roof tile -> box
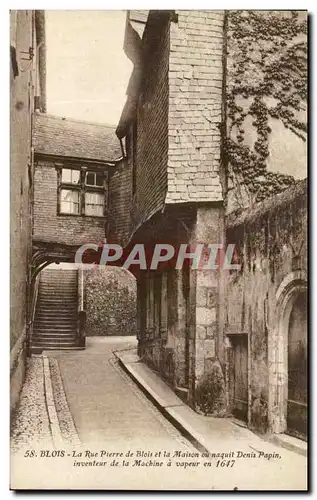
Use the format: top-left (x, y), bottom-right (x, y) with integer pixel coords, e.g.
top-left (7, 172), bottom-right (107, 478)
top-left (33, 113), bottom-right (122, 162)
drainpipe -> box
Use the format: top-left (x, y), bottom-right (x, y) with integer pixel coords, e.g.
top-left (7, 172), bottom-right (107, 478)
top-left (119, 138), bottom-right (126, 159)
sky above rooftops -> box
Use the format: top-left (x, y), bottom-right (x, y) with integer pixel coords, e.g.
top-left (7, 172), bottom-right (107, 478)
top-left (46, 10), bottom-right (132, 126)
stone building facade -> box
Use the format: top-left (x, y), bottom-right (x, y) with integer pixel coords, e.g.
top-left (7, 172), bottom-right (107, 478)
top-left (111, 10), bottom-right (307, 438)
top-left (10, 10), bottom-right (46, 413)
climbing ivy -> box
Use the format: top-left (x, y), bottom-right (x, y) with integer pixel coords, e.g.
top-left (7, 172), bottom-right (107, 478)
top-left (225, 10), bottom-right (307, 204)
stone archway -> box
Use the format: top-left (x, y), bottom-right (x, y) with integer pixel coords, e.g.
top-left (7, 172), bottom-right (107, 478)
top-left (287, 290), bottom-right (307, 437)
top-left (268, 271), bottom-right (307, 435)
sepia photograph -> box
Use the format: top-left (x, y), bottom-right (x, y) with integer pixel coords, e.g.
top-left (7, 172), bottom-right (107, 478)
top-left (10, 9), bottom-right (308, 491)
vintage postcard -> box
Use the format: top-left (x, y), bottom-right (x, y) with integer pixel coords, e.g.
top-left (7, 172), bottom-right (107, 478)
top-left (10, 9), bottom-right (308, 490)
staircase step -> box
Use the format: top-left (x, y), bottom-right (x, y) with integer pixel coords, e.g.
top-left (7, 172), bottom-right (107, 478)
top-left (33, 335), bottom-right (77, 341)
top-left (35, 315), bottom-right (76, 320)
top-left (31, 268), bottom-right (81, 352)
top-left (33, 338), bottom-right (77, 344)
top-left (34, 327), bottom-right (76, 333)
top-left (39, 294), bottom-right (77, 298)
top-left (39, 287), bottom-right (77, 291)
top-left (36, 312), bottom-right (77, 316)
top-left (38, 304), bottom-right (77, 307)
top-left (39, 286), bottom-right (77, 289)
top-left (31, 346), bottom-right (84, 354)
top-left (38, 298), bottom-right (77, 302)
top-left (36, 316), bottom-right (77, 321)
top-left (41, 272), bottom-right (77, 275)
top-left (32, 332), bottom-right (77, 338)
top-left (39, 295), bottom-right (77, 299)
top-left (34, 316), bottom-right (77, 327)
top-left (34, 328), bottom-right (77, 333)
top-left (34, 321), bottom-right (76, 327)
top-left (40, 279), bottom-right (77, 284)
top-left (32, 336), bottom-right (77, 343)
top-left (36, 314), bottom-right (77, 318)
top-left (40, 282), bottom-right (77, 286)
top-left (32, 342), bottom-right (78, 349)
top-left (36, 307), bottom-right (77, 311)
top-left (40, 281), bottom-right (77, 285)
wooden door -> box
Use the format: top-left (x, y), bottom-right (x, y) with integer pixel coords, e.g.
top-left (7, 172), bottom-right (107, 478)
top-left (229, 334), bottom-right (248, 422)
top-left (287, 291), bottom-right (307, 439)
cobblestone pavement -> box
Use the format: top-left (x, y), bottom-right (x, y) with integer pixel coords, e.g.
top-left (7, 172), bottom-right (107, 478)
top-left (10, 337), bottom-right (307, 490)
top-left (48, 337), bottom-right (193, 452)
top-left (11, 357), bottom-right (53, 454)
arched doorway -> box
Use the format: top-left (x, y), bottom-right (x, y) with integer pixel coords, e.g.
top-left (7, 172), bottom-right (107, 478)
top-left (287, 290), bottom-right (307, 438)
top-left (269, 271), bottom-right (307, 437)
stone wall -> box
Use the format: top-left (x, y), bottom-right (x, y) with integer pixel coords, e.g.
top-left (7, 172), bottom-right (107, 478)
top-left (194, 205), bottom-right (225, 392)
top-left (33, 160), bottom-right (106, 247)
top-left (223, 179), bottom-right (307, 432)
top-left (83, 267), bottom-right (137, 337)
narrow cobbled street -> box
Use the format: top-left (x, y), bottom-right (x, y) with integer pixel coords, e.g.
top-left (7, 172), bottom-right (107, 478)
top-left (11, 337), bottom-right (307, 490)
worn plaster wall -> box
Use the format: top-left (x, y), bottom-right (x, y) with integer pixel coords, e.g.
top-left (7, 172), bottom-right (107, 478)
top-left (11, 11), bottom-right (34, 349)
top-left (10, 11), bottom-right (36, 413)
top-left (224, 179), bottom-right (307, 432)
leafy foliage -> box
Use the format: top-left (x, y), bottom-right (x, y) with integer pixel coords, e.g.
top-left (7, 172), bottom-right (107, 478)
top-left (84, 267), bottom-right (137, 337)
top-left (226, 11), bottom-right (307, 203)
top-left (195, 362), bottom-right (226, 416)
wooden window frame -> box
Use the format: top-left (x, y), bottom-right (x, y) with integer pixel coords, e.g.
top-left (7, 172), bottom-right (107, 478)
top-left (56, 164), bottom-right (108, 218)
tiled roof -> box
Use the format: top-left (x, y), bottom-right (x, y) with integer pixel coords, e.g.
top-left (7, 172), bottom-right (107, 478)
top-left (129, 10), bottom-right (149, 24)
top-left (128, 10), bottom-right (149, 37)
top-left (33, 113), bottom-right (122, 162)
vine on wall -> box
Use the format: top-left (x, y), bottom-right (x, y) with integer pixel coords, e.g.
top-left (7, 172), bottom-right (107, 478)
top-left (226, 10), bottom-right (307, 205)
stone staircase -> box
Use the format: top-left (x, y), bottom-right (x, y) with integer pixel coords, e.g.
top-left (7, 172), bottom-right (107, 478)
top-left (31, 268), bottom-right (79, 352)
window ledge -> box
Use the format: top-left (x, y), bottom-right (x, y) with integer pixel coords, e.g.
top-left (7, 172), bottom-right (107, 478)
top-left (57, 211), bottom-right (106, 219)
top-left (57, 212), bottom-right (81, 217)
